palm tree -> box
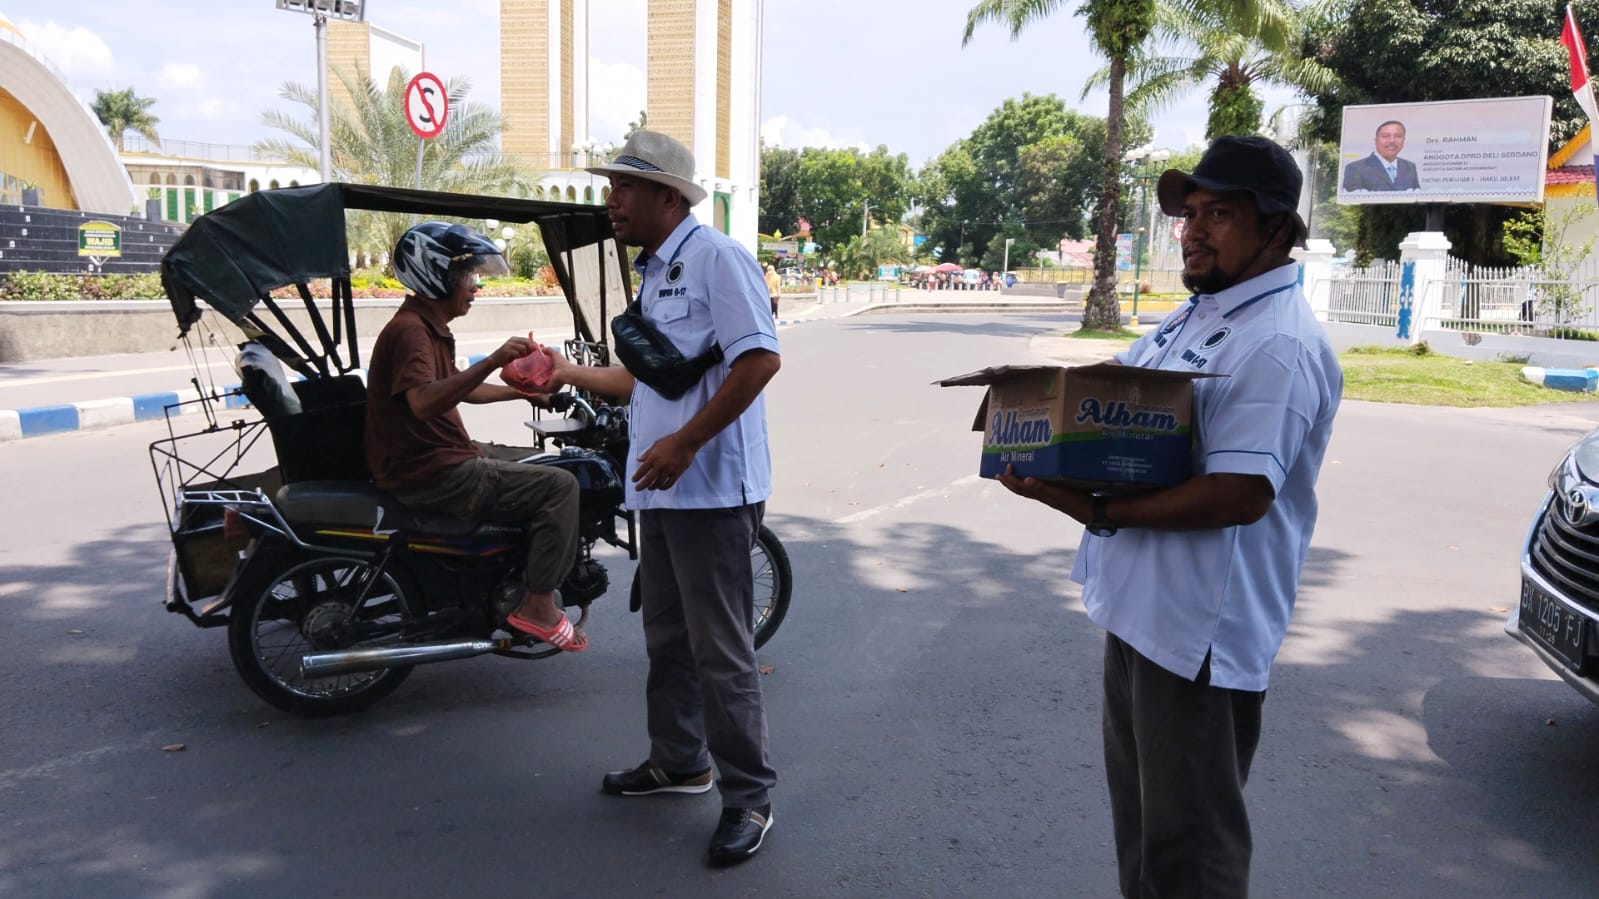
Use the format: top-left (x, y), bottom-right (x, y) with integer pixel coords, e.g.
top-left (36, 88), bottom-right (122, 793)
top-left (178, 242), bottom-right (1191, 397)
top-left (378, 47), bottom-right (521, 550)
top-left (1085, 0), bottom-right (1338, 141)
top-left (833, 227), bottom-right (912, 280)
top-left (257, 65), bottom-right (537, 260)
top-left (964, 0), bottom-right (1156, 330)
top-left (91, 87), bottom-right (161, 151)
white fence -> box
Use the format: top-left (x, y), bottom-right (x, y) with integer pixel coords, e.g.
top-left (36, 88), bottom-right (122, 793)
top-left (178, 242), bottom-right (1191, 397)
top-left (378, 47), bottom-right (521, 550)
top-left (1327, 259), bottom-right (1403, 329)
top-left (1329, 255), bottom-right (1599, 337)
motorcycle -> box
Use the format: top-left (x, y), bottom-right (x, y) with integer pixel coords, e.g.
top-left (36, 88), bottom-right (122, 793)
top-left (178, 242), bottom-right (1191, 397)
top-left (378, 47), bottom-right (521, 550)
top-left (149, 183), bottom-right (792, 716)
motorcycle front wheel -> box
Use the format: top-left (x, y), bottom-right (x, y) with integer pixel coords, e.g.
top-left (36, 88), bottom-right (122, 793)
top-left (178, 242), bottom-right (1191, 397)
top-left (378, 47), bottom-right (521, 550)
top-left (628, 524), bottom-right (792, 649)
top-left (227, 552), bottom-right (416, 716)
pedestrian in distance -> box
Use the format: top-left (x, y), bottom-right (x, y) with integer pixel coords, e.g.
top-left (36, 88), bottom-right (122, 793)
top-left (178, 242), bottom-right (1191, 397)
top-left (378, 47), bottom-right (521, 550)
top-left (540, 128), bottom-right (783, 865)
top-left (764, 262), bottom-right (782, 317)
top-left (998, 135), bottom-right (1343, 897)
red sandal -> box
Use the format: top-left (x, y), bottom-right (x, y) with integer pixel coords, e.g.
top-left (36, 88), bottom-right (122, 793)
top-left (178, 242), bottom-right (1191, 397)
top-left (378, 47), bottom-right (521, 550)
top-left (506, 610), bottom-right (588, 652)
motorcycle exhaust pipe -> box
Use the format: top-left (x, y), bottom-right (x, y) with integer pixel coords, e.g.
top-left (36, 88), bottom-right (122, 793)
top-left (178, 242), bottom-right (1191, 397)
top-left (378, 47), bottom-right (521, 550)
top-left (300, 638), bottom-right (511, 679)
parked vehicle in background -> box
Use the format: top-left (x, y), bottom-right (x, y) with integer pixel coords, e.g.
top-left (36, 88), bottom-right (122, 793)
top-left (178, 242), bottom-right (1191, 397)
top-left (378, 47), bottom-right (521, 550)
top-left (1507, 425), bottom-right (1599, 706)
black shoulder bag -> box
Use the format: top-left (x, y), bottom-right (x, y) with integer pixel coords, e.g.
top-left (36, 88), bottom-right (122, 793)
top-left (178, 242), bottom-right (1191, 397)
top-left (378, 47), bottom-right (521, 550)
top-left (610, 300), bottom-right (724, 400)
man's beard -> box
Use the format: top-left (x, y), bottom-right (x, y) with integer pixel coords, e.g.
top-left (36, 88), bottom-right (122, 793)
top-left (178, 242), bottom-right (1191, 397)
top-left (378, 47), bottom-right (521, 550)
top-left (1181, 263), bottom-right (1239, 296)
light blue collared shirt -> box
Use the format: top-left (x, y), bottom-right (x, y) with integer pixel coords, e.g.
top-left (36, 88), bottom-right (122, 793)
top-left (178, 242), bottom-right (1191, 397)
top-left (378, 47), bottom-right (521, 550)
top-left (1070, 263), bottom-right (1343, 691)
top-left (624, 215), bottom-right (781, 511)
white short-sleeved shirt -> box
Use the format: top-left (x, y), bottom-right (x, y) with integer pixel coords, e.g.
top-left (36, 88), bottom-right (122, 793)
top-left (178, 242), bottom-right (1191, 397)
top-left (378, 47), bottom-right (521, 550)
top-left (1069, 262), bottom-right (1342, 691)
top-left (624, 215), bottom-right (781, 511)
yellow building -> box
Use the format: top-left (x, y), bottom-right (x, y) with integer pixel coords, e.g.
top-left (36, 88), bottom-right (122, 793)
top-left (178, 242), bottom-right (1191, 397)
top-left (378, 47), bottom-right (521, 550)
top-left (501, 0), bottom-right (588, 171)
top-left (0, 13), bottom-right (135, 213)
top-left (645, 0), bottom-right (762, 245)
top-left (327, 20), bottom-right (425, 107)
top-left (496, 1), bottom-right (762, 245)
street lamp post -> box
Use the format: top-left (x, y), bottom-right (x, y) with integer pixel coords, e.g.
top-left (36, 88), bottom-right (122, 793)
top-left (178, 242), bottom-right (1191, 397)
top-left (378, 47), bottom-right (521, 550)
top-left (1002, 237), bottom-right (1014, 285)
top-left (862, 199), bottom-right (872, 239)
top-left (1122, 144), bottom-right (1169, 327)
top-left (275, 1), bottom-right (366, 183)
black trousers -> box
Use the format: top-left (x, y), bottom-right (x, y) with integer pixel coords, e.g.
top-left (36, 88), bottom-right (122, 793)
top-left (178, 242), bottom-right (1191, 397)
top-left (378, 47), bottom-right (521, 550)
top-left (1102, 633), bottom-right (1265, 899)
top-left (638, 504), bottom-right (776, 808)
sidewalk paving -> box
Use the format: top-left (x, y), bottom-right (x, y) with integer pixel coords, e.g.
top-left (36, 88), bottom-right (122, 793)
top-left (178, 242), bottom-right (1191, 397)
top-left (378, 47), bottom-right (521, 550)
top-left (0, 287), bottom-right (1076, 441)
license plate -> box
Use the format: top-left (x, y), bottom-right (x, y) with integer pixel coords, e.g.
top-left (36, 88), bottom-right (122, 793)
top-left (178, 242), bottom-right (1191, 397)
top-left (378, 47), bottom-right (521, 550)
top-left (1519, 579), bottom-right (1589, 672)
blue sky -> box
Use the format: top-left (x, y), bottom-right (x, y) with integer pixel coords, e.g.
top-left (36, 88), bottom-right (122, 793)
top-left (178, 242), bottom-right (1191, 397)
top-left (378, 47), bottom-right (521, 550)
top-left (7, 0), bottom-right (1293, 166)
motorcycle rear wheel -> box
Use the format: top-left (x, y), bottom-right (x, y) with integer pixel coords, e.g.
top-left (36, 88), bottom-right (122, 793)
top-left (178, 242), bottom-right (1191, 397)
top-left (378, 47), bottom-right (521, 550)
top-left (227, 552), bottom-right (416, 716)
top-left (628, 524), bottom-right (792, 649)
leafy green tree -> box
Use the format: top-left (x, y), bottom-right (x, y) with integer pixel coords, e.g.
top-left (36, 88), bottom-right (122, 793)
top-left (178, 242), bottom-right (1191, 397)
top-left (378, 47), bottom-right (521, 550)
top-left (758, 145), bottom-right (804, 236)
top-left (915, 94), bottom-right (1141, 269)
top-left (91, 87), bottom-right (161, 150)
top-left (1091, 0), bottom-right (1336, 140)
top-left (1503, 205), bottom-right (1597, 329)
top-left (831, 227), bottom-right (913, 279)
top-left (766, 145), bottom-right (913, 255)
top-left (966, 0), bottom-right (1158, 330)
top-left (1301, 0), bottom-right (1583, 263)
top-left (258, 66), bottom-right (535, 260)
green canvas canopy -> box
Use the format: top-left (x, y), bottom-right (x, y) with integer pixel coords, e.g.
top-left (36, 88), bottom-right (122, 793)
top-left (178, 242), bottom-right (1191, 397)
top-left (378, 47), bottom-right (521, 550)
top-left (161, 183), bottom-right (628, 372)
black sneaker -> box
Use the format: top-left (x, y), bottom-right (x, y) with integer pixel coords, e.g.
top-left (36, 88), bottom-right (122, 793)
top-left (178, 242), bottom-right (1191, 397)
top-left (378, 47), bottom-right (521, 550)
top-left (601, 760), bottom-right (714, 796)
top-left (707, 803), bottom-right (773, 864)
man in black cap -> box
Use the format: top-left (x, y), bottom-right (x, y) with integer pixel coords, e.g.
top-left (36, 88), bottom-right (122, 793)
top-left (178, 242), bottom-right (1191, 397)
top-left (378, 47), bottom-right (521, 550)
top-left (999, 135), bottom-right (1343, 896)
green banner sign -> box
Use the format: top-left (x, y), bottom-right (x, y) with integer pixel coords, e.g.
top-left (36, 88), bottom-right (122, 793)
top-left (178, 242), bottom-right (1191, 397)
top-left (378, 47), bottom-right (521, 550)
top-left (78, 221), bottom-right (122, 257)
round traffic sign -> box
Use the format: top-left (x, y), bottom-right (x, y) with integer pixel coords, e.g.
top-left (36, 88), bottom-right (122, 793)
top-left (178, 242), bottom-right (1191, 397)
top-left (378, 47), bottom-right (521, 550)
top-left (405, 72), bottom-right (449, 140)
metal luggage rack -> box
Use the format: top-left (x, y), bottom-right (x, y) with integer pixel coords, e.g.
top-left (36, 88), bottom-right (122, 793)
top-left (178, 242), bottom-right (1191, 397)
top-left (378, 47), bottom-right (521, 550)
top-left (148, 395), bottom-right (290, 621)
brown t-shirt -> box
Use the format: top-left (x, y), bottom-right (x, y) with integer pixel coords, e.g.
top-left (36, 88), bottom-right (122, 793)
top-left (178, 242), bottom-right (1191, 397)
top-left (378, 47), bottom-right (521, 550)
top-left (365, 300), bottom-right (481, 491)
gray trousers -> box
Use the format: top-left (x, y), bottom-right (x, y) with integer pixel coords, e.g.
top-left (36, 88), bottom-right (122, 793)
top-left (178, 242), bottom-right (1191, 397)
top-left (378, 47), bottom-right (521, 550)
top-left (1103, 633), bottom-right (1264, 899)
top-left (391, 442), bottom-right (579, 594)
top-left (638, 503), bottom-right (776, 809)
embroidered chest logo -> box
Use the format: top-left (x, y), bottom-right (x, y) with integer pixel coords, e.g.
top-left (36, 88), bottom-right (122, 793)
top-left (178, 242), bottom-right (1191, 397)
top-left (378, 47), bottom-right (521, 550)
top-left (1180, 326), bottom-right (1231, 369)
top-left (658, 260), bottom-right (689, 298)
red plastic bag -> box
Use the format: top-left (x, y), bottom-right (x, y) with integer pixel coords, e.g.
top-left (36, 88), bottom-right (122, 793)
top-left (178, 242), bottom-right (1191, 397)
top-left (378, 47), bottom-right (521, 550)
top-left (500, 333), bottom-right (554, 394)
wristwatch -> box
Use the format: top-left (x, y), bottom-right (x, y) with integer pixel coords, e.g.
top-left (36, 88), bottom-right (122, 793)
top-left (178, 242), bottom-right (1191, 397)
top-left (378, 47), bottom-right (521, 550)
top-left (1088, 495), bottom-right (1118, 537)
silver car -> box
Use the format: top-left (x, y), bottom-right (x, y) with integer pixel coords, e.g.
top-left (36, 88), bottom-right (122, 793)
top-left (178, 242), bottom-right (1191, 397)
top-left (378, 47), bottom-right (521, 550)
top-left (1508, 428), bottom-right (1599, 705)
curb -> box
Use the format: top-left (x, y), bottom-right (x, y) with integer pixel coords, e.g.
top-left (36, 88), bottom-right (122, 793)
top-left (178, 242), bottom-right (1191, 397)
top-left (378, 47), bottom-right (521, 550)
top-left (0, 386), bottom-right (252, 441)
top-left (1521, 366), bottom-right (1599, 392)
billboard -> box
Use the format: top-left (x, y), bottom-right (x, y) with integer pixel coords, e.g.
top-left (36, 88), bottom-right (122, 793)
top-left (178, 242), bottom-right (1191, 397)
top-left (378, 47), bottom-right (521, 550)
top-left (1336, 96), bottom-right (1553, 205)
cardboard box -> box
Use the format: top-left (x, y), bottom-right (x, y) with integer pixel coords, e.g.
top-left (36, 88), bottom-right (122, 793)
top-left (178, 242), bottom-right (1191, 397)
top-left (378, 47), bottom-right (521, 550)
top-left (936, 363), bottom-right (1219, 492)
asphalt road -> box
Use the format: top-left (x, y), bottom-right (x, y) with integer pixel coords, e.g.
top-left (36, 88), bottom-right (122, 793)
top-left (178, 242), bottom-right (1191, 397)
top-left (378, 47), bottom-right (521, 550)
top-left (3, 311), bottom-right (1598, 897)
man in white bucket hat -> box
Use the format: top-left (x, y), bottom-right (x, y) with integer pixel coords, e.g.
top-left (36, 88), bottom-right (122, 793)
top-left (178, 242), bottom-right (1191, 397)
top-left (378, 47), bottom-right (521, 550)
top-left (544, 129), bottom-right (781, 865)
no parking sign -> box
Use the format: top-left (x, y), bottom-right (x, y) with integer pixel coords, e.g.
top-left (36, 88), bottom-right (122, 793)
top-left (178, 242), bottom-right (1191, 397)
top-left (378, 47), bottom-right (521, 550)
top-left (404, 72), bottom-right (448, 140)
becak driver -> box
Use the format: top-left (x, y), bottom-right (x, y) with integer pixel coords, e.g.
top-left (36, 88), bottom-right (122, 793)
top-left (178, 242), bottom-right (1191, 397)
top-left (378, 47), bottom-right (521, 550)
top-left (364, 222), bottom-right (588, 652)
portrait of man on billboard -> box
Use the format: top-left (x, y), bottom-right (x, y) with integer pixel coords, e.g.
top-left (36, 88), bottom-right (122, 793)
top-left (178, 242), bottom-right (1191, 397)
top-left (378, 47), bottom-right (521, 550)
top-left (1341, 120), bottom-right (1421, 192)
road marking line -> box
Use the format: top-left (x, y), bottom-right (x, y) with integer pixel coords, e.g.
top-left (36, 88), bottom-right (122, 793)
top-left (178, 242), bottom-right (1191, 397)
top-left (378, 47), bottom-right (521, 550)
top-left (838, 474), bottom-right (985, 524)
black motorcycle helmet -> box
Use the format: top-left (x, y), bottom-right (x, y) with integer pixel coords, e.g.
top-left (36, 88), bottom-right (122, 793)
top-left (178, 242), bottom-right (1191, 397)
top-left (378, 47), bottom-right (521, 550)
top-left (392, 222), bottom-right (509, 300)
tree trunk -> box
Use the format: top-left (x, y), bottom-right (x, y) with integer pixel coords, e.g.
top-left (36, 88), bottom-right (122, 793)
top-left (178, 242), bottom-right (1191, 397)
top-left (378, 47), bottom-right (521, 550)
top-left (1083, 55), bottom-right (1127, 332)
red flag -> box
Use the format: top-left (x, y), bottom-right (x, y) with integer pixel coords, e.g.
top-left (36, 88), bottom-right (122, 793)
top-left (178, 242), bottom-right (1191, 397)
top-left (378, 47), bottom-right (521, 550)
top-left (1563, 5), bottom-right (1598, 120)
top-left (1560, 5), bottom-right (1599, 201)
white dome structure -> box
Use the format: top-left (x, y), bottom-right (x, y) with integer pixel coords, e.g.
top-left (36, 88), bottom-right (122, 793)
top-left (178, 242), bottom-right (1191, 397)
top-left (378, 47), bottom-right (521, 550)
top-left (0, 18), bottom-right (136, 213)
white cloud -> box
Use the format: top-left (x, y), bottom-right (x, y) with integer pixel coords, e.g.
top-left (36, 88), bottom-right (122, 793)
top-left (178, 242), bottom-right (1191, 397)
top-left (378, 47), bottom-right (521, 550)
top-left (760, 115), bottom-right (866, 152)
top-left (15, 19), bottom-right (112, 79)
top-left (195, 98), bottom-right (242, 120)
top-left (158, 62), bottom-right (203, 90)
top-left (587, 59), bottom-right (646, 144)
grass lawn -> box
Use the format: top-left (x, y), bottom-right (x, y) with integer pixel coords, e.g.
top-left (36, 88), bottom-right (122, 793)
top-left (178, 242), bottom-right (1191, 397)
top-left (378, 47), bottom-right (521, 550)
top-left (1340, 346), bottom-right (1586, 407)
top-left (1063, 332), bottom-right (1593, 407)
